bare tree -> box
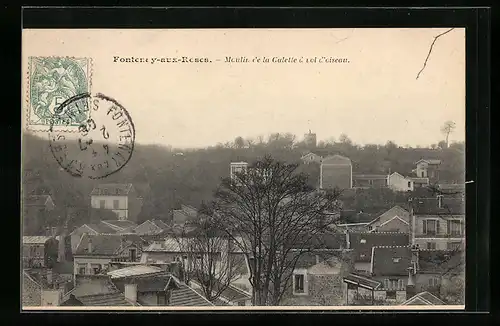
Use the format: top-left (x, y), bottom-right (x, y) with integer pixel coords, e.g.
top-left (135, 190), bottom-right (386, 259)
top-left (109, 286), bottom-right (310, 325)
top-left (440, 121), bottom-right (456, 148)
top-left (203, 155), bottom-right (343, 305)
top-left (172, 220), bottom-right (246, 303)
top-left (339, 133), bottom-right (352, 145)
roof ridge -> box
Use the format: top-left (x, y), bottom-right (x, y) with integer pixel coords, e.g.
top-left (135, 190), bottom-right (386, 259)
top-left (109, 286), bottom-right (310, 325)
top-left (372, 245), bottom-right (411, 249)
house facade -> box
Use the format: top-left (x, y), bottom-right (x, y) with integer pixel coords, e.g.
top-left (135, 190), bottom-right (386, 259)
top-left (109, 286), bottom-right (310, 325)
top-left (320, 155), bottom-right (352, 190)
top-left (387, 172), bottom-right (414, 192)
top-left (90, 184), bottom-right (142, 221)
top-left (230, 162), bottom-right (249, 182)
top-left (410, 197), bottom-right (465, 250)
top-left (300, 152), bottom-right (323, 165)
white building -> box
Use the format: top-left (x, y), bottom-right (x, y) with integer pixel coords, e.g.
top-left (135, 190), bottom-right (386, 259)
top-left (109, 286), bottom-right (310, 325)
top-left (387, 172), bottom-right (414, 192)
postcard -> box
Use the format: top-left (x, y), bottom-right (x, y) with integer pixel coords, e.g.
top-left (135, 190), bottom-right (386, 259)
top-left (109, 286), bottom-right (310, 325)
top-left (21, 28), bottom-right (465, 310)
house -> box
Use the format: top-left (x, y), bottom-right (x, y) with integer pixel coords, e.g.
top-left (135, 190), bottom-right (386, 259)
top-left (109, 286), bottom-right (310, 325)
top-left (73, 234), bottom-right (147, 281)
top-left (413, 159), bottom-right (441, 180)
top-left (283, 251), bottom-right (354, 306)
top-left (23, 236), bottom-right (59, 268)
top-left (352, 174), bottom-right (388, 189)
top-left (366, 206), bottom-right (410, 233)
top-left (90, 184), bottom-right (143, 221)
top-left (401, 291), bottom-right (445, 305)
top-left (410, 197), bottom-right (465, 250)
top-left (387, 172), bottom-right (414, 192)
top-left (347, 232), bottom-right (410, 274)
top-left (320, 155), bottom-right (352, 190)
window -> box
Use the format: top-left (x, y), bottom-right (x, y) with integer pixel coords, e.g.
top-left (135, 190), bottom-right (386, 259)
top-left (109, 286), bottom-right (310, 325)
top-left (392, 257), bottom-right (401, 263)
top-left (347, 283), bottom-right (358, 290)
top-left (78, 264), bottom-right (86, 275)
top-left (129, 248), bottom-right (137, 261)
top-left (407, 181), bottom-right (411, 188)
top-left (157, 292), bottom-right (169, 305)
top-left (447, 242), bottom-right (462, 250)
top-left (428, 277), bottom-right (440, 287)
top-left (447, 220), bottom-right (463, 236)
top-left (293, 273), bottom-right (306, 294)
top-left (421, 171), bottom-right (425, 178)
top-left (360, 239), bottom-right (366, 244)
top-left (113, 200), bottom-right (120, 209)
top-left (423, 219), bottom-right (440, 236)
top-left (426, 242), bottom-right (437, 250)
top-left (369, 180), bottom-right (373, 186)
top-left (385, 278), bottom-right (399, 290)
top-left (99, 200), bottom-right (106, 209)
top-left (386, 291), bottom-right (396, 300)
top-left (92, 264), bottom-right (101, 275)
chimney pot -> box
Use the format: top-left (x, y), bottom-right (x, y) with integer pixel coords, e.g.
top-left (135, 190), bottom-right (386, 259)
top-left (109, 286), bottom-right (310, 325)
top-left (88, 238), bottom-right (93, 253)
top-left (124, 283), bottom-right (137, 303)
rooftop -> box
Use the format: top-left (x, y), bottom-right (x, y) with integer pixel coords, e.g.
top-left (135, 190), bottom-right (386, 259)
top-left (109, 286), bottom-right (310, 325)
top-left (343, 273), bottom-right (382, 290)
top-left (371, 246), bottom-right (412, 277)
top-left (402, 291), bottom-right (445, 305)
top-left (415, 159), bottom-right (442, 165)
top-left (102, 220), bottom-right (139, 231)
top-left (170, 284), bottom-right (214, 306)
top-left (348, 232), bottom-right (410, 263)
top-left (321, 154), bottom-right (352, 165)
top-left (107, 265), bottom-right (164, 279)
top-left (77, 291), bottom-right (138, 306)
top-left (411, 197), bottom-right (465, 215)
top-left (74, 234), bottom-right (146, 256)
top-left (90, 184), bottom-right (134, 196)
top-left (23, 236), bottom-right (54, 244)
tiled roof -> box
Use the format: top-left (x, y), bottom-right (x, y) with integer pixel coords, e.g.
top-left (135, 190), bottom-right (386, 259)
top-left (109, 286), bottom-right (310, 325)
top-left (412, 198), bottom-right (465, 215)
top-left (102, 220), bottom-right (138, 231)
top-left (70, 275), bottom-right (119, 297)
top-left (402, 291), bottom-right (445, 305)
top-left (310, 231), bottom-right (347, 249)
top-left (418, 250), bottom-right (465, 275)
top-left (366, 205), bottom-right (410, 226)
top-left (348, 232), bottom-right (410, 262)
top-left (191, 277), bottom-right (250, 303)
top-left (371, 246), bottom-right (412, 276)
top-left (144, 238), bottom-right (185, 252)
top-left (170, 284), bottom-right (214, 306)
top-left (75, 234), bottom-right (145, 256)
top-left (133, 220), bottom-right (171, 235)
top-left (23, 236), bottom-right (54, 244)
top-left (107, 265), bottom-right (163, 279)
top-left (90, 184), bottom-right (133, 196)
top-left (24, 195), bottom-right (52, 206)
top-left (343, 273), bottom-right (382, 290)
top-left (77, 291), bottom-right (138, 306)
top-left (136, 275), bottom-right (174, 293)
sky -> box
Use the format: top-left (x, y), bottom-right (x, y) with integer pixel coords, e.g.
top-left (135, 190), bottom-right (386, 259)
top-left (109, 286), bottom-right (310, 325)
top-left (22, 28), bottom-right (465, 148)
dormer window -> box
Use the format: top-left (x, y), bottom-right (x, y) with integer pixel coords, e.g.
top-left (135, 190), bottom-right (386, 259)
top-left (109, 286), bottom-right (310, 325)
top-left (392, 258), bottom-right (401, 263)
top-left (360, 239), bottom-right (366, 244)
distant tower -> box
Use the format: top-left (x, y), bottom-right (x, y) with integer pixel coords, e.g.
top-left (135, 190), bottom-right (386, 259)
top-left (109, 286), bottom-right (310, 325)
top-left (304, 130), bottom-right (317, 148)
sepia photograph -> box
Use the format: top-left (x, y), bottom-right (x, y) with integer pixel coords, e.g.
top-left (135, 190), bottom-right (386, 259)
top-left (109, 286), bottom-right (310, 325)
top-left (21, 28), bottom-right (466, 310)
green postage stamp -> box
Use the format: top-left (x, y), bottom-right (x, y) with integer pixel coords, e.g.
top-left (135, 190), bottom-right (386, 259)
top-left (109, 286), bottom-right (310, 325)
top-left (25, 57), bottom-right (92, 132)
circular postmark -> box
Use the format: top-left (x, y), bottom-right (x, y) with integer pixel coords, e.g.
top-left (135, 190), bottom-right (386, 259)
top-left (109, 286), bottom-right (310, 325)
top-left (48, 93), bottom-right (135, 179)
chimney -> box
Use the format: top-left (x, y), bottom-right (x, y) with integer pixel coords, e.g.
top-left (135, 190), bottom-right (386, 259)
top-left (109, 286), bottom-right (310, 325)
top-left (87, 238), bottom-right (93, 253)
top-left (406, 267), bottom-right (416, 300)
top-left (124, 283), bottom-right (137, 303)
top-left (345, 230), bottom-right (351, 249)
top-left (410, 245), bottom-right (419, 272)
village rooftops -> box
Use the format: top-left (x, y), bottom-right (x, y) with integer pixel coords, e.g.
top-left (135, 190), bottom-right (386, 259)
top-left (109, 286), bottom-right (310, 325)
top-left (23, 236), bottom-right (55, 244)
top-left (370, 245), bottom-right (412, 277)
top-left (348, 232), bottom-right (410, 263)
top-left (90, 184), bottom-right (134, 196)
top-left (74, 234), bottom-right (146, 256)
